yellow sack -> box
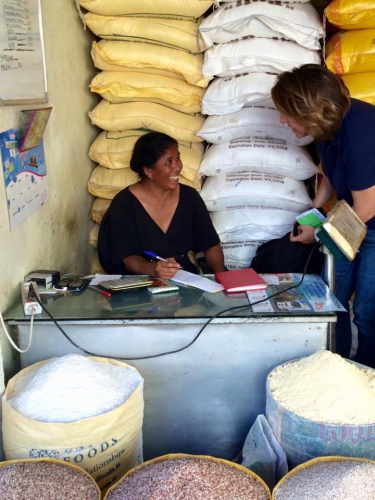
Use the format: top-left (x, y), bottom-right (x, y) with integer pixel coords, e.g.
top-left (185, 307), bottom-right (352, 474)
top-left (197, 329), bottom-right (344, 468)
top-left (92, 197), bottom-right (111, 224)
top-left (88, 166), bottom-right (139, 199)
top-left (342, 72), bottom-right (375, 105)
top-left (91, 251), bottom-right (106, 274)
top-left (2, 357), bottom-right (144, 491)
top-left (91, 40), bottom-right (211, 88)
top-left (89, 101), bottom-right (205, 143)
top-left (90, 223), bottom-right (99, 248)
top-left (89, 130), bottom-right (204, 177)
top-left (84, 14), bottom-right (206, 53)
top-left (326, 29), bottom-right (375, 75)
top-left (325, 0), bottom-right (375, 30)
top-left (78, 0), bottom-right (213, 20)
top-left (90, 71), bottom-right (204, 114)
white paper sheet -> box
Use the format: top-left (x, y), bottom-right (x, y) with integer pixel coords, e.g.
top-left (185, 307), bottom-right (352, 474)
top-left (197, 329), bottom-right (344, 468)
top-left (171, 270), bottom-right (224, 293)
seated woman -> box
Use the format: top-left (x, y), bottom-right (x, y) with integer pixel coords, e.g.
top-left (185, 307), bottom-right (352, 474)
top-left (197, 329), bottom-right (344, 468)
top-left (98, 132), bottom-right (225, 279)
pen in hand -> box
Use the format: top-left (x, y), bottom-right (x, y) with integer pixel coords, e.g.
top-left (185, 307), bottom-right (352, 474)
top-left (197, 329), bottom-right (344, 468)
top-left (144, 251), bottom-right (182, 269)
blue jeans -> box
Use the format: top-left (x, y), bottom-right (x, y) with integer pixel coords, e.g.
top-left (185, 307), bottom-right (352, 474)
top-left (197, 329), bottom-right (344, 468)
top-left (333, 229), bottom-right (375, 367)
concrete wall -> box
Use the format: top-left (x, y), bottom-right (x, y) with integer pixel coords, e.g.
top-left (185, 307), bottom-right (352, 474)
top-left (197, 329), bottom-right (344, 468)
top-left (0, 0), bottom-right (99, 449)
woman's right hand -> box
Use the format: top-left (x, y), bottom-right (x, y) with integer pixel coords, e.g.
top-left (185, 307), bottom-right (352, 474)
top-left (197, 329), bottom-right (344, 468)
top-left (154, 258), bottom-right (180, 279)
top-left (290, 225), bottom-right (316, 244)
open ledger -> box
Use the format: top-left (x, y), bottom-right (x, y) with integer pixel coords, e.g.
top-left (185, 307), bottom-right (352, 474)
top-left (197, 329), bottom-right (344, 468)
top-left (170, 270), bottom-right (224, 293)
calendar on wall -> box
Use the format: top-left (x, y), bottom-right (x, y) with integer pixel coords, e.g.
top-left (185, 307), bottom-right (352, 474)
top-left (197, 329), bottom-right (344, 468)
top-left (0, 0), bottom-right (47, 105)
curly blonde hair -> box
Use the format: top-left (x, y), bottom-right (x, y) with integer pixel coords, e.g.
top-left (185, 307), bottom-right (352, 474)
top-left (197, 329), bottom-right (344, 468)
top-left (271, 64), bottom-right (350, 141)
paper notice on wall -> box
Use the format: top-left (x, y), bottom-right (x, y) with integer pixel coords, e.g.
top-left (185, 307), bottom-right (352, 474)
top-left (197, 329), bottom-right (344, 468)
top-left (0, 0), bottom-right (47, 103)
top-left (0, 128), bottom-right (48, 230)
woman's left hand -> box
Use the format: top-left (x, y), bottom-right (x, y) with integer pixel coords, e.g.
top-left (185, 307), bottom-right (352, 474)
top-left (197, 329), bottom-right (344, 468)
top-left (290, 225), bottom-right (316, 244)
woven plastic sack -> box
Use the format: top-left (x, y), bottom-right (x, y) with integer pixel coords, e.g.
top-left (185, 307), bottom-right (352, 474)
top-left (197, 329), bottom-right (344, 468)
top-left (88, 166), bottom-right (139, 199)
top-left (200, 172), bottom-right (311, 212)
top-left (222, 241), bottom-right (264, 270)
top-left (91, 40), bottom-right (211, 88)
top-left (266, 359), bottom-right (375, 469)
top-left (84, 13), bottom-right (206, 53)
top-left (240, 415), bottom-right (288, 491)
top-left (89, 130), bottom-right (204, 182)
top-left (326, 29), bottom-right (375, 75)
top-left (199, 1), bottom-right (323, 50)
top-left (197, 105), bottom-right (313, 146)
top-left (199, 138), bottom-right (318, 181)
top-left (325, 0), bottom-right (375, 30)
top-left (90, 223), bottom-right (99, 249)
top-left (91, 197), bottom-right (111, 224)
top-left (202, 73), bottom-right (276, 115)
top-left (2, 357), bottom-right (144, 491)
top-left (89, 101), bottom-right (205, 143)
top-left (203, 38), bottom-right (320, 78)
top-left (77, 0), bottom-right (214, 19)
top-left (103, 454), bottom-right (271, 500)
top-left (342, 73), bottom-right (375, 105)
top-left (90, 71), bottom-right (204, 114)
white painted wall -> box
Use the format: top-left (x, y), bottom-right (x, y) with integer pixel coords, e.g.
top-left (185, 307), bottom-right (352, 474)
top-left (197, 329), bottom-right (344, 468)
top-left (0, 0), bottom-right (99, 428)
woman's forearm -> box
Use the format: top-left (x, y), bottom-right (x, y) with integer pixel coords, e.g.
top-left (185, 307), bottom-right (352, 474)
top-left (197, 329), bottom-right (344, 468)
top-left (313, 175), bottom-right (334, 208)
top-left (204, 244), bottom-right (226, 273)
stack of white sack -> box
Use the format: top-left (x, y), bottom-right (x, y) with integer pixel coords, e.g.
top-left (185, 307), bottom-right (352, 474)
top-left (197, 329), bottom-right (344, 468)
top-left (75, 0), bottom-right (215, 264)
top-left (196, 0), bottom-right (323, 269)
top-left (325, 0), bottom-right (375, 106)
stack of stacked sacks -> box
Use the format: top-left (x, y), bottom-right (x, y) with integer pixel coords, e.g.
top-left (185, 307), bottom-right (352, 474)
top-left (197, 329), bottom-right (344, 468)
top-left (75, 0), bottom-right (214, 253)
top-left (325, 0), bottom-right (375, 105)
top-left (196, 0), bottom-right (323, 269)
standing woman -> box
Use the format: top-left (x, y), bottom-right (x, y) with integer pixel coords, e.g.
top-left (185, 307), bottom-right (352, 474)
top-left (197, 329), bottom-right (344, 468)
top-left (271, 64), bottom-right (375, 368)
top-left (98, 132), bottom-right (225, 280)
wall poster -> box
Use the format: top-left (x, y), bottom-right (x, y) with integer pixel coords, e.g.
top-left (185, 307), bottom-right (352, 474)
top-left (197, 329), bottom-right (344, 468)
top-left (0, 127), bottom-right (48, 230)
top-left (0, 0), bottom-right (47, 104)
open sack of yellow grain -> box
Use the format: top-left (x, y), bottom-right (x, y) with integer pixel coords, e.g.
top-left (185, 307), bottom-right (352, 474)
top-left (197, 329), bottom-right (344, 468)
top-left (272, 457), bottom-right (375, 500)
top-left (266, 351), bottom-right (375, 469)
top-left (76, 0), bottom-right (214, 20)
top-left (91, 40), bottom-right (211, 88)
top-left (84, 14), bottom-right (206, 53)
top-left (89, 101), bottom-right (205, 143)
top-left (0, 458), bottom-right (101, 500)
top-left (90, 71), bottom-right (205, 114)
top-left (325, 0), bottom-right (375, 30)
top-left (2, 355), bottom-right (144, 491)
top-left (103, 454), bottom-right (271, 500)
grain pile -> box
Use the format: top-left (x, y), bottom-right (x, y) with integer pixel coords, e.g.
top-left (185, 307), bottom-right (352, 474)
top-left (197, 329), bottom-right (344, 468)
top-left (106, 457), bottom-right (269, 500)
top-left (0, 461), bottom-right (99, 500)
top-left (268, 350), bottom-right (375, 424)
top-left (274, 459), bottom-right (375, 500)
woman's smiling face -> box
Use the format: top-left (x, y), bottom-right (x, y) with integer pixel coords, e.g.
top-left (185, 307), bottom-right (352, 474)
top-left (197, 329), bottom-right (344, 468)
top-left (147, 144), bottom-right (182, 189)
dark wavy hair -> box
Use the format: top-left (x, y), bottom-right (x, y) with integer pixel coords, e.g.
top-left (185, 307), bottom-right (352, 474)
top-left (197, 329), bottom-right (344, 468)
top-left (271, 64), bottom-right (351, 141)
top-left (130, 132), bottom-right (178, 178)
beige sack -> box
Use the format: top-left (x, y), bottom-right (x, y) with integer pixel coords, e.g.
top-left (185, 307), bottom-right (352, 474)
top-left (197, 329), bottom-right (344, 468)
top-left (90, 71), bottom-right (204, 114)
top-left (89, 130), bottom-right (205, 178)
top-left (92, 197), bottom-right (111, 224)
top-left (78, 0), bottom-right (214, 20)
top-left (84, 14), bottom-right (206, 53)
top-left (89, 101), bottom-right (205, 143)
top-left (2, 357), bottom-right (144, 491)
top-left (88, 166), bottom-right (139, 199)
top-left (91, 40), bottom-right (211, 88)
top-left (90, 223), bottom-right (99, 248)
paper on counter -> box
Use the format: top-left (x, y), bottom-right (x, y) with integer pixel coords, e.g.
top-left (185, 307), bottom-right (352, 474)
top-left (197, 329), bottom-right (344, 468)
top-left (90, 274), bottom-right (122, 286)
top-left (171, 270), bottom-right (224, 293)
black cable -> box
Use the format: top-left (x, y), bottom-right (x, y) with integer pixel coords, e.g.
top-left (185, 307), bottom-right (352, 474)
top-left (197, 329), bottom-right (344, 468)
top-left (29, 243), bottom-right (320, 361)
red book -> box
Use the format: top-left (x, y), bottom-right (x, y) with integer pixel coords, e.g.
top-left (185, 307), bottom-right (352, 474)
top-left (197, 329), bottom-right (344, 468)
top-left (215, 268), bottom-right (267, 293)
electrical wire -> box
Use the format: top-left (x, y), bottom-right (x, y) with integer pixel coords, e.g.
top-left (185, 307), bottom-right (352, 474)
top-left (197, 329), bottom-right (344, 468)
top-left (0, 308), bottom-right (35, 353)
top-left (26, 244), bottom-right (320, 361)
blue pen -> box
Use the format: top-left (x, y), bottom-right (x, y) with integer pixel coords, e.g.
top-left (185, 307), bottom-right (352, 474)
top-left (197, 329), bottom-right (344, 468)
top-left (144, 250), bottom-right (182, 268)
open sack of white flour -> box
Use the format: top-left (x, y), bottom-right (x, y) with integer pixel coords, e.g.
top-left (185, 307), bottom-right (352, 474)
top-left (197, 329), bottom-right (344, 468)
top-left (2, 355), bottom-right (144, 490)
top-left (200, 172), bottom-right (312, 212)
